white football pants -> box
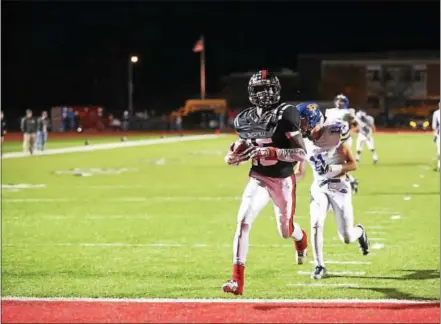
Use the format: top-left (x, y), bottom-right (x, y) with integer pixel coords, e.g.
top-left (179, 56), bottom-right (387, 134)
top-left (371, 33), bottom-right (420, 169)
top-left (233, 171), bottom-right (304, 264)
top-left (309, 177), bottom-right (362, 267)
top-left (356, 133), bottom-right (375, 151)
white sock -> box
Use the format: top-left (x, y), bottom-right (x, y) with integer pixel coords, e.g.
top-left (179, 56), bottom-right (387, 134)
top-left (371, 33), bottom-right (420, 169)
top-left (232, 223), bottom-right (250, 264)
top-left (291, 222), bottom-right (303, 241)
top-left (372, 150), bottom-right (378, 160)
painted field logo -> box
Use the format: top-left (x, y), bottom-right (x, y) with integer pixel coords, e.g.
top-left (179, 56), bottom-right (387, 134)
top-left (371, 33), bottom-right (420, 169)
top-left (54, 168), bottom-right (136, 177)
top-left (1, 184), bottom-right (47, 193)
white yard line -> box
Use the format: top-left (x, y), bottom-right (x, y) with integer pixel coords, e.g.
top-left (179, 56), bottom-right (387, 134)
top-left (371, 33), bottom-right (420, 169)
top-left (371, 243), bottom-right (385, 249)
top-left (2, 197), bottom-right (243, 203)
top-left (38, 215), bottom-right (152, 220)
top-left (3, 198), bottom-right (73, 203)
top-left (297, 271), bottom-right (365, 276)
top-left (288, 283), bottom-right (361, 288)
top-left (2, 196), bottom-right (315, 203)
top-left (2, 134), bottom-right (224, 159)
top-left (3, 242), bottom-right (379, 249)
top-left (2, 296), bottom-right (438, 304)
top-left (332, 237), bottom-right (385, 241)
top-left (308, 260), bottom-right (371, 265)
top-left (364, 210), bottom-right (398, 215)
top-left (120, 196), bottom-right (242, 202)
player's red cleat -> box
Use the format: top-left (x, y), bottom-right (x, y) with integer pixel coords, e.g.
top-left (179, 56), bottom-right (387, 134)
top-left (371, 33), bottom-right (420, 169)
top-left (222, 264), bottom-right (244, 295)
top-left (294, 230), bottom-right (308, 265)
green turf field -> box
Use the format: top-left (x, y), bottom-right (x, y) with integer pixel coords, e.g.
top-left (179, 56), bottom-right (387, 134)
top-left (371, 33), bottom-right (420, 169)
top-left (1, 134), bottom-right (439, 300)
top-left (1, 134), bottom-right (159, 153)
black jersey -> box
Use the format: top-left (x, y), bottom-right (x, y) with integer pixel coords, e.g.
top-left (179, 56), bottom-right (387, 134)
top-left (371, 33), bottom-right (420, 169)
top-left (234, 102), bottom-right (301, 178)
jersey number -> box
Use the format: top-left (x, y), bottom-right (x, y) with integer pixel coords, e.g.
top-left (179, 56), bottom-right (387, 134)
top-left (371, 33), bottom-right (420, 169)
top-left (251, 138), bottom-right (278, 167)
top-left (309, 153), bottom-right (326, 173)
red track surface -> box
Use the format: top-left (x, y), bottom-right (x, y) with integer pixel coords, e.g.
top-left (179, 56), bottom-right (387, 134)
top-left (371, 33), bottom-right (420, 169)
top-left (2, 300), bottom-right (439, 323)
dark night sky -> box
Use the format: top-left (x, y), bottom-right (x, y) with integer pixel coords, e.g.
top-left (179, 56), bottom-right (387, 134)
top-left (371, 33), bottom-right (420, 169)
top-left (1, 1), bottom-right (440, 115)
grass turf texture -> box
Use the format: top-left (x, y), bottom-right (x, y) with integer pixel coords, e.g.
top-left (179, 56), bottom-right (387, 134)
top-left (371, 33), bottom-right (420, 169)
top-left (1, 134), bottom-right (439, 300)
top-left (1, 135), bottom-right (161, 153)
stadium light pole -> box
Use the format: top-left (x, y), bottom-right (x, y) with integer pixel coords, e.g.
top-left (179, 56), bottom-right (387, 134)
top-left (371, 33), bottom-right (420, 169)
top-left (128, 55), bottom-right (139, 116)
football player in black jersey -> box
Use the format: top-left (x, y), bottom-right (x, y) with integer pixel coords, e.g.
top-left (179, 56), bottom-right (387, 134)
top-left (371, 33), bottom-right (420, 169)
top-left (222, 70), bottom-right (309, 295)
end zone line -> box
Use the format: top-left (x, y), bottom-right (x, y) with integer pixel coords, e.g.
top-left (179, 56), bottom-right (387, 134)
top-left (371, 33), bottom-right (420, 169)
top-left (2, 296), bottom-right (439, 304)
top-left (1, 134), bottom-right (225, 159)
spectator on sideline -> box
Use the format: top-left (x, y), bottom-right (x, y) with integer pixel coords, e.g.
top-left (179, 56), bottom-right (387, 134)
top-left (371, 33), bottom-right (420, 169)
top-left (36, 111), bottom-right (50, 151)
top-left (122, 110), bottom-right (130, 131)
top-left (21, 109), bottom-right (38, 155)
top-left (68, 108), bottom-right (75, 131)
top-left (97, 107), bottom-right (105, 131)
top-left (176, 114), bottom-right (183, 136)
top-left (62, 107), bottom-right (69, 131)
top-left (74, 111), bottom-right (81, 130)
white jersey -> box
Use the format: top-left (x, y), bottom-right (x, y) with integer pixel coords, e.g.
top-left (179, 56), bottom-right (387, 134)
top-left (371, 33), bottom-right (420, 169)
top-left (304, 119), bottom-right (350, 183)
top-left (325, 107), bottom-right (356, 122)
top-left (355, 112), bottom-right (374, 137)
top-left (432, 109), bottom-right (440, 136)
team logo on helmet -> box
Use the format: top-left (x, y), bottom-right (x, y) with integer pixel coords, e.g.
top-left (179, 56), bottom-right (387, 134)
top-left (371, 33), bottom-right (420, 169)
top-left (307, 103), bottom-right (318, 112)
top-left (296, 102), bottom-right (322, 130)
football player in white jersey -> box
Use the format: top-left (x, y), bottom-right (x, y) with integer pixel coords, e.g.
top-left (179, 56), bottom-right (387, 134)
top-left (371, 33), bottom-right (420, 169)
top-left (325, 94), bottom-right (359, 194)
top-left (432, 102), bottom-right (440, 172)
top-left (295, 102), bottom-right (369, 280)
top-left (354, 110), bottom-right (379, 164)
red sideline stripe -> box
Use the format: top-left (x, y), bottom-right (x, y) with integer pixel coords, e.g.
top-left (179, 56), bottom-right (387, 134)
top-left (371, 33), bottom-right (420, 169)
top-left (2, 301), bottom-right (439, 323)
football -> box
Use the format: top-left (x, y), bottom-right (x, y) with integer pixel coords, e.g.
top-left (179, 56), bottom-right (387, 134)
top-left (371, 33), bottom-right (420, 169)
top-left (230, 139), bottom-right (251, 155)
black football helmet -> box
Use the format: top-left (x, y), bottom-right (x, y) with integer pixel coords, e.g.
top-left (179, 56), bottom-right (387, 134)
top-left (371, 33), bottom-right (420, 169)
top-left (248, 70), bottom-right (281, 108)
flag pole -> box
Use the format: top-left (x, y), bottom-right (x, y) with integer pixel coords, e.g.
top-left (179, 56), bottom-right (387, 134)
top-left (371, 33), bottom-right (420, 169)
top-left (200, 35), bottom-right (206, 100)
